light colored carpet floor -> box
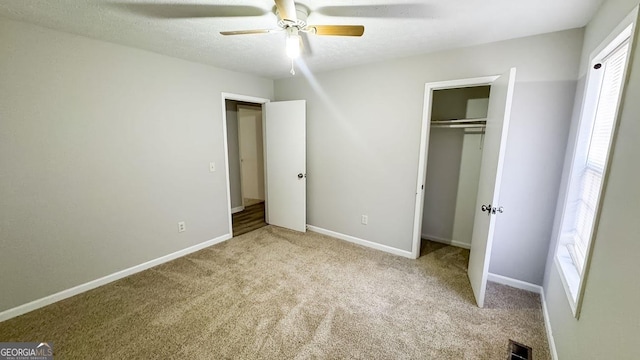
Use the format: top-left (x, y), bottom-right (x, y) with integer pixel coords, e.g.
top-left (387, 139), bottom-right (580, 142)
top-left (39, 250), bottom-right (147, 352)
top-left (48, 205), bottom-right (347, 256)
top-left (0, 225), bottom-right (550, 359)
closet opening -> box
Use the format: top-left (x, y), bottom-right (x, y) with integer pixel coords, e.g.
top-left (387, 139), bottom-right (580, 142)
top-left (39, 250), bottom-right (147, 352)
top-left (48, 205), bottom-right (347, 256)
top-left (420, 85), bottom-right (491, 259)
top-left (411, 73), bottom-right (504, 261)
top-left (224, 99), bottom-right (268, 237)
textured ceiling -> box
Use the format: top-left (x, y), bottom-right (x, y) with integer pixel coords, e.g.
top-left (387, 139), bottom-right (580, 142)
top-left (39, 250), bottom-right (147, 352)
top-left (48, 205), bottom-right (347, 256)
top-left (0, 0), bottom-right (603, 79)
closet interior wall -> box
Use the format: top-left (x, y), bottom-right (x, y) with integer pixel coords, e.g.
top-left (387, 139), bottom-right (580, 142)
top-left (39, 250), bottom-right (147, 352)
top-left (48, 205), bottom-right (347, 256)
top-left (225, 100), bottom-right (243, 211)
top-left (421, 86), bottom-right (491, 249)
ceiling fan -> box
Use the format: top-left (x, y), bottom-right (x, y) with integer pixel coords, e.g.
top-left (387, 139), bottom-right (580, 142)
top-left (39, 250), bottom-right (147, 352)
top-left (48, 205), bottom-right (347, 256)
top-left (114, 1), bottom-right (432, 75)
top-left (220, 0), bottom-right (364, 73)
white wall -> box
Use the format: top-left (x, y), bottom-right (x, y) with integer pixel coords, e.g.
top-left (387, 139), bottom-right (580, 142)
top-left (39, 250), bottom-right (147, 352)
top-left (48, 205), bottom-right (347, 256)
top-left (0, 19), bottom-right (273, 312)
top-left (225, 100), bottom-right (243, 210)
top-left (489, 80), bottom-right (577, 284)
top-left (275, 29), bottom-right (583, 285)
top-left (452, 98), bottom-right (489, 247)
top-left (422, 128), bottom-right (464, 242)
top-left (451, 134), bottom-right (483, 247)
top-left (544, 1), bottom-right (640, 358)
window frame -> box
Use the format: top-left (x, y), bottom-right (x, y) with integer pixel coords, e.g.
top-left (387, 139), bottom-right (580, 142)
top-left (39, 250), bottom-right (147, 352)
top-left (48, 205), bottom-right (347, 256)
top-left (553, 10), bottom-right (637, 318)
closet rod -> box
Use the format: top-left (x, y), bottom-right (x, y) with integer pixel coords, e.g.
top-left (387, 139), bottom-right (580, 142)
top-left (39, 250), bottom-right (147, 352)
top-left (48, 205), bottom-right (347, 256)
top-left (430, 118), bottom-right (487, 125)
top-left (431, 124), bottom-right (486, 129)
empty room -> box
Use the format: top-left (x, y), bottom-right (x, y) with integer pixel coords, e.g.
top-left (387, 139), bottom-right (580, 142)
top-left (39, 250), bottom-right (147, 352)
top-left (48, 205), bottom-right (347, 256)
top-left (1, 0), bottom-right (639, 359)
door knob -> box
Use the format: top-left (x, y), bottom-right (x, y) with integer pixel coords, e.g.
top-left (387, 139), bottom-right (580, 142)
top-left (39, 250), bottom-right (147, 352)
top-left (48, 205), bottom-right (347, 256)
top-left (297, 173), bottom-right (305, 179)
top-left (481, 204), bottom-right (504, 215)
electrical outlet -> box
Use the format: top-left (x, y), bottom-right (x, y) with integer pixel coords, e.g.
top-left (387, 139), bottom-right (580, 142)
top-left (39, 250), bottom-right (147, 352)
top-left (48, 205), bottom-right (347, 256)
top-left (178, 221), bottom-right (186, 233)
top-left (361, 215), bottom-right (368, 225)
top-left (209, 162), bottom-right (216, 172)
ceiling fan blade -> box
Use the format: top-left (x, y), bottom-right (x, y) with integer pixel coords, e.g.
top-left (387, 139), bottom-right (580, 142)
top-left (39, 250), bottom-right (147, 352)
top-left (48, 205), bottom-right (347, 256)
top-left (111, 4), bottom-right (267, 18)
top-left (309, 25), bottom-right (365, 37)
top-left (316, 4), bottom-right (436, 19)
top-left (220, 29), bottom-right (277, 36)
top-left (274, 0), bottom-right (297, 21)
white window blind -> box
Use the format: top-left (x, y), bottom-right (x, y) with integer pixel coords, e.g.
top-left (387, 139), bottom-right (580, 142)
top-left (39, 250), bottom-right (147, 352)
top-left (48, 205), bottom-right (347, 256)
top-left (567, 39), bottom-right (630, 273)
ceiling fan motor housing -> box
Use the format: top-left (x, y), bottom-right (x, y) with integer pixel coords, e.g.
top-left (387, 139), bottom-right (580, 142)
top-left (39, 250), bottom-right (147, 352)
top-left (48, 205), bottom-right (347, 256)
top-left (276, 4), bottom-right (309, 30)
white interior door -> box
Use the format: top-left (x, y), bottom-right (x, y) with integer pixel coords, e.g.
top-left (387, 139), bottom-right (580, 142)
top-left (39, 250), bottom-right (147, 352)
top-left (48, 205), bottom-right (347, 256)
top-left (264, 100), bottom-right (306, 232)
top-left (467, 68), bottom-right (516, 307)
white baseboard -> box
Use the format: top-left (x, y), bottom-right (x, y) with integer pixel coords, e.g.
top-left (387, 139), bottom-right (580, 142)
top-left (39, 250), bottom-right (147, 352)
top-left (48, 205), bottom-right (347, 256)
top-left (307, 225), bottom-right (413, 259)
top-left (487, 273), bottom-right (557, 360)
top-left (487, 273), bottom-right (542, 294)
top-left (0, 233), bottom-right (232, 323)
top-left (540, 289), bottom-right (558, 360)
top-left (231, 206), bottom-right (244, 214)
top-left (422, 234), bottom-right (471, 249)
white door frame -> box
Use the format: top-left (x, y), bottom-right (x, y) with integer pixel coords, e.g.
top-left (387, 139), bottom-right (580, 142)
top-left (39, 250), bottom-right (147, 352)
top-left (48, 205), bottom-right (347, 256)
top-left (221, 93), bottom-right (270, 236)
top-left (411, 75), bottom-right (499, 259)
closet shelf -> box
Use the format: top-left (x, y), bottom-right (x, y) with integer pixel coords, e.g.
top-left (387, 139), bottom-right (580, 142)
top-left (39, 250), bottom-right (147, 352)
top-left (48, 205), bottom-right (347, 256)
top-left (431, 123), bottom-right (485, 128)
top-left (431, 118), bottom-right (487, 128)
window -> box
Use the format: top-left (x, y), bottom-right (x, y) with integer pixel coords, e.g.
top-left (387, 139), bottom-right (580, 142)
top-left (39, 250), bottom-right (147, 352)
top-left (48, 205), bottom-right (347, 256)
top-left (555, 21), bottom-right (634, 317)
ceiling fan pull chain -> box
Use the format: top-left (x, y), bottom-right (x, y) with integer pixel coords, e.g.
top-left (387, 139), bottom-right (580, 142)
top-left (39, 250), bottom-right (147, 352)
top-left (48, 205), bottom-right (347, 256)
top-left (290, 59), bottom-right (296, 75)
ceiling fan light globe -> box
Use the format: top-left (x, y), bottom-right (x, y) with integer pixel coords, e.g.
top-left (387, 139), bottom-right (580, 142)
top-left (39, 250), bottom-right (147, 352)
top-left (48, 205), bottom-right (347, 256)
top-left (286, 33), bottom-right (301, 59)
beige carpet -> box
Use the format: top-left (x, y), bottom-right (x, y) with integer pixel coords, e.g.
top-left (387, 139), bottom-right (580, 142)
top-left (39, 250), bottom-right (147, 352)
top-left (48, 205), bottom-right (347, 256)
top-left (0, 226), bottom-right (550, 359)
